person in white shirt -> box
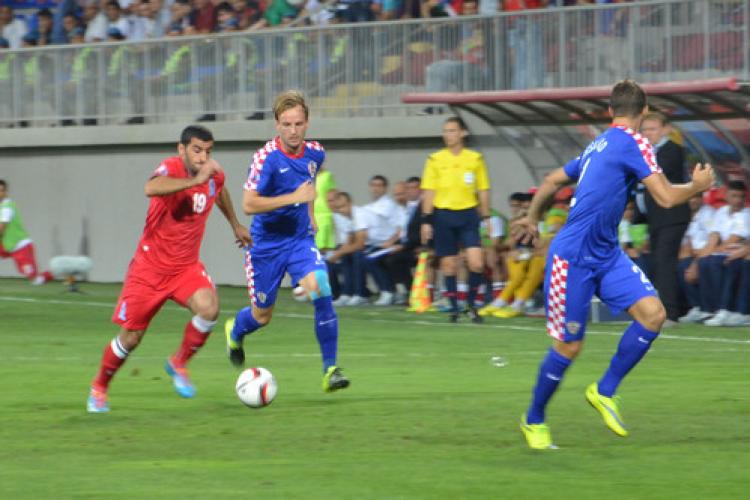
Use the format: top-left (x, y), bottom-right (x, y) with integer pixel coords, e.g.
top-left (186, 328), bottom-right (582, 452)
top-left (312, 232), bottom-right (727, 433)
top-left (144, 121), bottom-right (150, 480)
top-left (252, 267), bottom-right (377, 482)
top-left (696, 181), bottom-right (750, 326)
top-left (327, 191), bottom-right (369, 306)
top-left (104, 1), bottom-right (131, 39)
top-left (677, 193), bottom-right (716, 323)
top-left (0, 6), bottom-right (27, 49)
top-left (362, 175), bottom-right (403, 305)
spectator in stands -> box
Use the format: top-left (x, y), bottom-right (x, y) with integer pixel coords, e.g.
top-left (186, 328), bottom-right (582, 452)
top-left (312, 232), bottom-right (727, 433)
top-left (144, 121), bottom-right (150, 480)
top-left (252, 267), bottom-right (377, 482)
top-left (420, 116), bottom-right (490, 323)
top-left (700, 181), bottom-right (750, 326)
top-left (504, 0), bottom-right (548, 89)
top-left (362, 174), bottom-right (404, 306)
top-left (104, 1), bottom-right (131, 39)
top-left (250, 0), bottom-right (300, 29)
top-left (83, 2), bottom-right (108, 42)
top-left (424, 1), bottom-right (487, 94)
top-left (130, 0), bottom-right (166, 40)
top-left (33, 8), bottom-right (54, 46)
top-left (329, 191), bottom-right (369, 306)
top-left (216, 2), bottom-right (240, 31)
top-left (0, 5), bottom-right (26, 49)
top-left (678, 193), bottom-right (716, 324)
top-left (168, 0), bottom-right (195, 35)
top-left (334, 0), bottom-right (375, 23)
top-left (231, 0), bottom-right (263, 29)
top-left (372, 0), bottom-right (403, 20)
top-left (62, 12), bottom-right (81, 43)
top-left (191, 0), bottom-right (217, 33)
top-left (640, 112), bottom-right (691, 325)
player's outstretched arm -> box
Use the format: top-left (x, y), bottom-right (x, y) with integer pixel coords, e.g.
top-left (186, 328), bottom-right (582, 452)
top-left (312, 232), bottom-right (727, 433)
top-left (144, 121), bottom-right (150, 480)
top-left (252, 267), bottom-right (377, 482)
top-left (512, 167), bottom-right (572, 245)
top-left (215, 187), bottom-right (252, 248)
top-left (642, 163), bottom-right (715, 209)
top-left (144, 160), bottom-right (222, 197)
top-left (242, 181), bottom-right (316, 215)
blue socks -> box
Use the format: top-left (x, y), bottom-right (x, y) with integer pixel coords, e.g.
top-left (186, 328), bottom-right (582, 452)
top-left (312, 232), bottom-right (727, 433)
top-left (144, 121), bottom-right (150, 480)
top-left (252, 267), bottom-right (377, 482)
top-left (598, 321), bottom-right (658, 397)
top-left (231, 306), bottom-right (262, 342)
top-left (526, 348), bottom-right (572, 424)
top-left (444, 275), bottom-right (458, 312)
top-left (314, 296), bottom-right (338, 372)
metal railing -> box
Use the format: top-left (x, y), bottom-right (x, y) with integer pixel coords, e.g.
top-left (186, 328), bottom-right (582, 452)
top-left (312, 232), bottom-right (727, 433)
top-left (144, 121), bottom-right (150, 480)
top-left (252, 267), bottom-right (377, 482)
top-left (0, 0), bottom-right (746, 127)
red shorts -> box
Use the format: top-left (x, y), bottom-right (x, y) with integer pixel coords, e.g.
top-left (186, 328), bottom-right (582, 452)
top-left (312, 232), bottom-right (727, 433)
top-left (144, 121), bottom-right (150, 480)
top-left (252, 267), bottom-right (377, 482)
top-left (2, 244), bottom-right (40, 279)
top-left (112, 259), bottom-right (215, 331)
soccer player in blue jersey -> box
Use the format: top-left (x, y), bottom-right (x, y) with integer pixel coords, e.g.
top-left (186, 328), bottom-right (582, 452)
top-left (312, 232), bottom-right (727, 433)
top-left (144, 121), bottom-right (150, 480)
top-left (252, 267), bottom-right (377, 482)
top-left (224, 90), bottom-right (350, 392)
top-left (513, 80), bottom-right (714, 449)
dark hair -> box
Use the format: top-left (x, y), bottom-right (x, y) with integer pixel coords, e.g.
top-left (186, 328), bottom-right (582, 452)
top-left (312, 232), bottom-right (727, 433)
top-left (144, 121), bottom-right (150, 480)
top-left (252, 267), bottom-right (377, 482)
top-left (106, 1), bottom-right (121, 9)
top-left (444, 116), bottom-right (468, 131)
top-left (610, 79), bottom-right (647, 118)
top-left (37, 8), bottom-right (53, 18)
top-left (406, 176), bottom-right (421, 184)
top-left (180, 125), bottom-right (214, 145)
top-left (370, 175), bottom-right (388, 187)
top-left (0, 179), bottom-right (6, 188)
top-left (216, 1), bottom-right (233, 12)
top-left (336, 191), bottom-right (352, 202)
top-left (727, 180), bottom-right (747, 192)
top-left (509, 192), bottom-right (531, 202)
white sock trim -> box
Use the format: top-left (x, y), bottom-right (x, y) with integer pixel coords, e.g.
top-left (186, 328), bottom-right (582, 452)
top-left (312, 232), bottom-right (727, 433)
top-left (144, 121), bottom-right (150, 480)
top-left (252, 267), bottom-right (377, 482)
top-left (192, 315), bottom-right (216, 334)
top-left (110, 338), bottom-right (129, 359)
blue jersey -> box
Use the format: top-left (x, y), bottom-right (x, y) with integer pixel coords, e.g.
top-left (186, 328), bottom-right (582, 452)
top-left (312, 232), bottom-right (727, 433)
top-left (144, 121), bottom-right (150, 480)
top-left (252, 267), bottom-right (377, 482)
top-left (551, 126), bottom-right (662, 267)
top-left (244, 138), bottom-right (326, 250)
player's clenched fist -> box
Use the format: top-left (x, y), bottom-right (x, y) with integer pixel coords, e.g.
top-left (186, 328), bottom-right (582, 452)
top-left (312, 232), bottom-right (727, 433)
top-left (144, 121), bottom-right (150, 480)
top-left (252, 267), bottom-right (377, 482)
top-left (691, 163), bottom-right (715, 192)
top-left (293, 181), bottom-right (317, 204)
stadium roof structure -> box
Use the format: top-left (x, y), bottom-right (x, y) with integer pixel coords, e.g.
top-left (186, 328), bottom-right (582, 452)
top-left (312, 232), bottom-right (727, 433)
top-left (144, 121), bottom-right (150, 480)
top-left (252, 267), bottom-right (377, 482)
top-left (403, 78), bottom-right (750, 184)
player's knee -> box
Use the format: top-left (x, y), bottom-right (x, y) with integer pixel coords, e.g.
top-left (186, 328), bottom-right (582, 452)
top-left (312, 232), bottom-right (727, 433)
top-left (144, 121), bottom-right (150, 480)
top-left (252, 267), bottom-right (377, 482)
top-left (630, 297), bottom-right (666, 332)
top-left (554, 340), bottom-right (583, 360)
top-left (253, 307), bottom-right (273, 326)
top-left (119, 330), bottom-right (145, 350)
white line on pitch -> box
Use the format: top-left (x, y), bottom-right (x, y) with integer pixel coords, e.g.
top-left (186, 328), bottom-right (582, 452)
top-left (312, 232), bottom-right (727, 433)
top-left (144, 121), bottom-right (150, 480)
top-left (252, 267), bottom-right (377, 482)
top-left (1, 295), bottom-right (749, 346)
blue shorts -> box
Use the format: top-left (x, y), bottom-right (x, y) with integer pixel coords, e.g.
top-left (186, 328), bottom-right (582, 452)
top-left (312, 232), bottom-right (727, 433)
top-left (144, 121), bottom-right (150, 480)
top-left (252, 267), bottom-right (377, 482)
top-left (544, 249), bottom-right (657, 342)
top-left (244, 237), bottom-right (327, 308)
top-left (433, 208), bottom-right (481, 257)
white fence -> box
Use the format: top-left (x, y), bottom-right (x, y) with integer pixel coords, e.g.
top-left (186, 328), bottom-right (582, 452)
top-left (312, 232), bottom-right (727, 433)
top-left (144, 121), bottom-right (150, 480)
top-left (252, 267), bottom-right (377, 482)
top-left (0, 0), bottom-right (746, 127)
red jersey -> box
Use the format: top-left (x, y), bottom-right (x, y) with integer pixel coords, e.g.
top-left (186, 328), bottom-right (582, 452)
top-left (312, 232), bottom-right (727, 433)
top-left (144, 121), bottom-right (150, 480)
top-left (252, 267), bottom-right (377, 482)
top-left (133, 156), bottom-right (225, 274)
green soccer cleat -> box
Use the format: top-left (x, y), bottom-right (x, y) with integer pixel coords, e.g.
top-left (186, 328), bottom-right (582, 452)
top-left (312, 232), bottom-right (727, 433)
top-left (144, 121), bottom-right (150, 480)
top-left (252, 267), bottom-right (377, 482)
top-left (322, 366), bottom-right (350, 393)
top-left (585, 382), bottom-right (628, 437)
top-left (520, 414), bottom-right (557, 450)
top-left (224, 318), bottom-right (245, 368)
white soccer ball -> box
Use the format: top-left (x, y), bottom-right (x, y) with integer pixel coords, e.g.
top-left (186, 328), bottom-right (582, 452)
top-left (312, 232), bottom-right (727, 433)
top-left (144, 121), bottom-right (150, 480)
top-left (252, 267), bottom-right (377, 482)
top-left (292, 285), bottom-right (308, 302)
top-left (235, 367), bottom-right (277, 408)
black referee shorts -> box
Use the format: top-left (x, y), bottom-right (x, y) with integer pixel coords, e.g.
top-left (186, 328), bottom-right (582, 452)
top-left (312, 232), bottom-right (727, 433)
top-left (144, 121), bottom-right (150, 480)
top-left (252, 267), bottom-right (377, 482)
top-left (433, 207), bottom-right (481, 257)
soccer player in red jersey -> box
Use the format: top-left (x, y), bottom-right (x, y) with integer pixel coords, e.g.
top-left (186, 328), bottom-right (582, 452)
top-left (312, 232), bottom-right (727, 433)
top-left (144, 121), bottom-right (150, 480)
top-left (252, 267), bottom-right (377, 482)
top-left (87, 125), bottom-right (251, 413)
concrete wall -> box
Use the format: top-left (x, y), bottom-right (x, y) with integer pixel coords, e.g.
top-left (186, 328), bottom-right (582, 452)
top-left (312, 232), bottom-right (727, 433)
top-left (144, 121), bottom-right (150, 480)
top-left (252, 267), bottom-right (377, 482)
top-left (0, 116), bottom-right (534, 285)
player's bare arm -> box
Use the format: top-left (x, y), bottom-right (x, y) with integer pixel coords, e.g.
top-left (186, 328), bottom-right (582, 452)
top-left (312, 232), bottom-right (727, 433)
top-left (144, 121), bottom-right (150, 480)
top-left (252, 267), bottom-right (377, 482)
top-left (144, 159), bottom-right (223, 197)
top-left (242, 181), bottom-right (316, 215)
top-left (512, 167), bottom-right (572, 245)
top-left (215, 187), bottom-right (252, 248)
top-left (478, 189), bottom-right (491, 219)
top-left (641, 163), bottom-right (714, 209)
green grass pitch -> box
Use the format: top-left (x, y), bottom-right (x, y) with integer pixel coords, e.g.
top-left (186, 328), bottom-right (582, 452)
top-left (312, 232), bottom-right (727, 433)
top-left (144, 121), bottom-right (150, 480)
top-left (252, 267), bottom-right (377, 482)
top-left (0, 278), bottom-right (748, 499)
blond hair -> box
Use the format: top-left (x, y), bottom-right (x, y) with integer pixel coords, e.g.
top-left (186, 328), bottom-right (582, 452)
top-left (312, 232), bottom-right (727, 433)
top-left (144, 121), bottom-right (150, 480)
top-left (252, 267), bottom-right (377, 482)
top-left (273, 90), bottom-right (309, 121)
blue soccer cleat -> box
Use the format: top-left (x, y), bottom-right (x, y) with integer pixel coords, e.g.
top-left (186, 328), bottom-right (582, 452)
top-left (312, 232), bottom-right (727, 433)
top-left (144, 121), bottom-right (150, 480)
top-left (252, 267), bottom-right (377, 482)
top-left (86, 388), bottom-right (110, 413)
top-left (165, 359), bottom-right (196, 398)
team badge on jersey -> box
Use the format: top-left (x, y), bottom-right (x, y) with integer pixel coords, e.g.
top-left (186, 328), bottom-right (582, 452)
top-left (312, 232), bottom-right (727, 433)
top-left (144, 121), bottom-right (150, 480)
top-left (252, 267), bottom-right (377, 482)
top-left (208, 178), bottom-right (216, 198)
top-left (257, 292), bottom-right (267, 304)
top-left (566, 321), bottom-right (581, 334)
top-left (308, 161), bottom-right (317, 178)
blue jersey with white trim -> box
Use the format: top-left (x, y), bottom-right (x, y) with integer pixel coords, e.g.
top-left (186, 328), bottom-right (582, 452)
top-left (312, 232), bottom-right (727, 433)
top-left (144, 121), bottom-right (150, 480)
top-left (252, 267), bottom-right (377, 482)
top-left (244, 137), bottom-right (326, 250)
top-left (551, 126), bottom-right (662, 266)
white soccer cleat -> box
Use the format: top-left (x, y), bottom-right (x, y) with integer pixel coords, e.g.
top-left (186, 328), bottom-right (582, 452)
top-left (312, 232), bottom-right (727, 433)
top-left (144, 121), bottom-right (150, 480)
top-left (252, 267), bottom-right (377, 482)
top-left (345, 295), bottom-right (368, 306)
top-left (332, 294), bottom-right (351, 307)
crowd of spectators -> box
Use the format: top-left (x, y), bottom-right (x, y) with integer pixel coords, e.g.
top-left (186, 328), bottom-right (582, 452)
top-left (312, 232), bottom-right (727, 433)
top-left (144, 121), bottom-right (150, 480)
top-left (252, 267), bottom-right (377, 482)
top-left (0, 0), bottom-right (642, 49)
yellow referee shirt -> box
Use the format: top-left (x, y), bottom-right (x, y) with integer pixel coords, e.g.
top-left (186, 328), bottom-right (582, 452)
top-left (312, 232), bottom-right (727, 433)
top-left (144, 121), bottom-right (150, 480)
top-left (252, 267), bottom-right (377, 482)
top-left (421, 148), bottom-right (490, 210)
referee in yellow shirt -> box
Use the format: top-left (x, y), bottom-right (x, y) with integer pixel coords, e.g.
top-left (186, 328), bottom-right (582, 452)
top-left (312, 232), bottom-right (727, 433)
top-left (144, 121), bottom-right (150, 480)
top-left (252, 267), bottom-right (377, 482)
top-left (421, 116), bottom-right (491, 323)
